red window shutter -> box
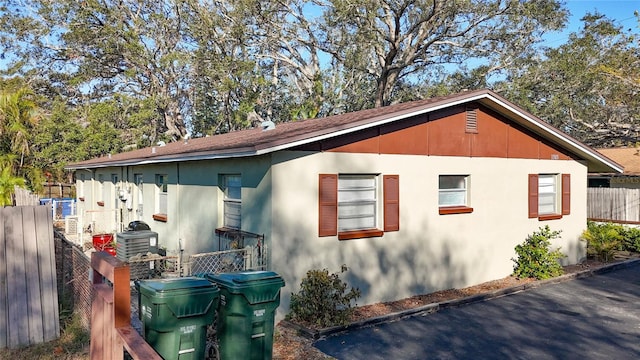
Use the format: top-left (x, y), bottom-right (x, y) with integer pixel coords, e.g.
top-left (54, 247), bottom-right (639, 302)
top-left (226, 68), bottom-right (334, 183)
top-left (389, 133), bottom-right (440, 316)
top-left (562, 173), bottom-right (571, 215)
top-left (528, 174), bottom-right (539, 218)
top-left (318, 174), bottom-right (338, 236)
top-left (384, 175), bottom-right (400, 232)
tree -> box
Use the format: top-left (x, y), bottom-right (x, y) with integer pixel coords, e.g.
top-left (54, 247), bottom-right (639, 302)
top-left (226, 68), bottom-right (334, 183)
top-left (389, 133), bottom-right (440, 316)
top-left (0, 155), bottom-right (26, 206)
top-left (503, 13), bottom-right (640, 147)
top-left (0, 87), bottom-right (40, 172)
top-left (317, 0), bottom-right (568, 107)
top-left (183, 0), bottom-right (346, 134)
top-left (0, 0), bottom-right (190, 140)
top-left (0, 0), bottom-right (587, 161)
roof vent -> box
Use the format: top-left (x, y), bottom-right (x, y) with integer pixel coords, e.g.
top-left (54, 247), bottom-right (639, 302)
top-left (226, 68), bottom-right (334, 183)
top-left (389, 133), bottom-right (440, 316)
top-left (261, 120), bottom-right (275, 131)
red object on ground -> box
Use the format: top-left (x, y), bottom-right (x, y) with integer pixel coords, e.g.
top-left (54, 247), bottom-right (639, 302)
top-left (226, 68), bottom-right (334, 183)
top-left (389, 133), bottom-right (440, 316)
top-left (93, 234), bottom-right (116, 256)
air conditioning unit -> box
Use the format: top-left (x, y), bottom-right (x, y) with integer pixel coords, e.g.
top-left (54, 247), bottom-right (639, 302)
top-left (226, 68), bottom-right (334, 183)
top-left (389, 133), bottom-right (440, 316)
top-left (116, 230), bottom-right (159, 279)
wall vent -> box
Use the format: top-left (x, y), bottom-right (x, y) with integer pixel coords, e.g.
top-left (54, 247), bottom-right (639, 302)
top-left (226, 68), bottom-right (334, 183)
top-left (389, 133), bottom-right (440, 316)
top-left (466, 106), bottom-right (478, 133)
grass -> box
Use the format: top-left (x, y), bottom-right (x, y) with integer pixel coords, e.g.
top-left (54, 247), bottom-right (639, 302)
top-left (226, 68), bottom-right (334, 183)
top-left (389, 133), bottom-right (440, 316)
top-left (0, 308), bottom-right (90, 359)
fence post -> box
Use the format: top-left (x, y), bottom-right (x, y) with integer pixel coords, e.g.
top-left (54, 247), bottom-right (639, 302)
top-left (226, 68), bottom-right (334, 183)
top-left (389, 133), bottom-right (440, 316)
top-left (90, 251), bottom-right (161, 360)
top-left (244, 246), bottom-right (252, 270)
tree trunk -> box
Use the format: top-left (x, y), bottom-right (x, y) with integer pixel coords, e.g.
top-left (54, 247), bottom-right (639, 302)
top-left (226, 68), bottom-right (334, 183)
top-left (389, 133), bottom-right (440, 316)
top-left (375, 68), bottom-right (400, 107)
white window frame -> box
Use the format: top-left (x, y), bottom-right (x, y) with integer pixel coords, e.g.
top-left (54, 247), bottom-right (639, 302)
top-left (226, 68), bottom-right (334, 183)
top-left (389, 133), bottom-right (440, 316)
top-left (338, 174), bottom-right (378, 232)
top-left (98, 174), bottom-right (105, 203)
top-left (222, 175), bottom-right (242, 229)
top-left (111, 174), bottom-right (119, 208)
top-left (439, 175), bottom-right (469, 207)
top-left (78, 173), bottom-right (85, 198)
top-left (155, 174), bottom-right (168, 215)
top-left (538, 174), bottom-right (557, 215)
top-left (134, 174), bottom-right (143, 217)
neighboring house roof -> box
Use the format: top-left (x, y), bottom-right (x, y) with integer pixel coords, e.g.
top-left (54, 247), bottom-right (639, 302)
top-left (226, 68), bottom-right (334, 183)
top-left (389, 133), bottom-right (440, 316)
top-left (65, 89), bottom-right (623, 173)
top-left (595, 147), bottom-right (640, 174)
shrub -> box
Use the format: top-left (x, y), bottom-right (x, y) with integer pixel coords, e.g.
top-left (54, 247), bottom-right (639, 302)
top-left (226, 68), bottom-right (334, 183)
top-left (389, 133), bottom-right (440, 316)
top-left (512, 226), bottom-right (566, 280)
top-left (620, 226), bottom-right (640, 253)
top-left (581, 221), bottom-right (623, 261)
top-left (287, 265), bottom-right (361, 328)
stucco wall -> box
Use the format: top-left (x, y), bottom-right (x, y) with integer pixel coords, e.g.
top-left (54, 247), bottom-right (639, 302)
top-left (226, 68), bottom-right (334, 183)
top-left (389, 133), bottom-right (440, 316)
top-left (269, 151), bottom-right (588, 320)
top-left (76, 157), bottom-right (273, 258)
top-left (76, 150), bottom-right (589, 322)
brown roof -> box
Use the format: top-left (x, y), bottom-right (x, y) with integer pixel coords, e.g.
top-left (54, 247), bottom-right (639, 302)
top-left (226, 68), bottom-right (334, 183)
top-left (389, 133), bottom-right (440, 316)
top-left (65, 89), bottom-right (623, 173)
top-left (595, 148), bottom-right (640, 174)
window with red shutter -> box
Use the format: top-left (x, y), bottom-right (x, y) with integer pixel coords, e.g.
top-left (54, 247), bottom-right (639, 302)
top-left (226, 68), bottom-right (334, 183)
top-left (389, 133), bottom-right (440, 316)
top-left (529, 173), bottom-right (567, 221)
top-left (319, 173), bottom-right (396, 239)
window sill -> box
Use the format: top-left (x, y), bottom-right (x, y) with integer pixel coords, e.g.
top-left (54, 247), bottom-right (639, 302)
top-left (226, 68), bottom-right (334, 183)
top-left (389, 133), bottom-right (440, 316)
top-left (338, 229), bottom-right (384, 240)
top-left (97, 201), bottom-right (104, 207)
top-left (538, 214), bottom-right (562, 221)
top-left (152, 214), bottom-right (168, 222)
top-left (439, 206), bottom-right (474, 215)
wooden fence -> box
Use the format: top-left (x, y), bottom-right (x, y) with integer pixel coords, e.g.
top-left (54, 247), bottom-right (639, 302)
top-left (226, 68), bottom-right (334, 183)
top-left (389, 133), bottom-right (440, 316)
top-left (90, 251), bottom-right (160, 360)
top-left (0, 205), bottom-right (59, 349)
top-left (13, 186), bottom-right (40, 206)
top-left (588, 187), bottom-right (640, 224)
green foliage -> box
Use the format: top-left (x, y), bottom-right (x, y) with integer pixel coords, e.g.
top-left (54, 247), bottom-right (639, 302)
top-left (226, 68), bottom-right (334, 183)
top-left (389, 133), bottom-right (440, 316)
top-left (581, 221), bottom-right (622, 261)
top-left (0, 155), bottom-right (26, 206)
top-left (581, 222), bottom-right (640, 260)
top-left (0, 87), bottom-right (39, 165)
top-left (620, 226), bottom-right (640, 253)
top-left (323, 0), bottom-right (568, 106)
top-left (512, 226), bottom-right (566, 280)
top-left (503, 13), bottom-right (640, 147)
top-left (287, 265), bottom-right (361, 328)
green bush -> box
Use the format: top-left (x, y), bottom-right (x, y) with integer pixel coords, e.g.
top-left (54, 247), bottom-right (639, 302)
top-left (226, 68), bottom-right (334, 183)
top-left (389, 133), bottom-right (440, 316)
top-left (512, 226), bottom-right (566, 280)
top-left (620, 226), bottom-right (640, 253)
top-left (287, 265), bottom-right (361, 328)
top-left (581, 221), bottom-right (623, 261)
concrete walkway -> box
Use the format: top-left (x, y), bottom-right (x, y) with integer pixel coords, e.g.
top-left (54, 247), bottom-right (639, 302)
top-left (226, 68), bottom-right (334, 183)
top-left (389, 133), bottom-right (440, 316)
top-left (314, 260), bottom-right (640, 360)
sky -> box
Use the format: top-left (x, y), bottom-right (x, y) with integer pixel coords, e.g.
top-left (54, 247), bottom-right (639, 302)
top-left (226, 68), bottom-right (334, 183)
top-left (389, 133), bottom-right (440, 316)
top-left (544, 0), bottom-right (640, 47)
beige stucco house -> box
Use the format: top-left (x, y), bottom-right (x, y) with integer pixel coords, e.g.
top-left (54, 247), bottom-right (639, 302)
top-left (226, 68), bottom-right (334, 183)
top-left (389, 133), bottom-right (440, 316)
top-left (66, 89), bottom-right (622, 319)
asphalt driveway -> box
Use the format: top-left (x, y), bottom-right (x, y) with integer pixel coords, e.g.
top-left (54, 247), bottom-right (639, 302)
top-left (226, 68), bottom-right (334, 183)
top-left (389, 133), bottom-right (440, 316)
top-left (314, 261), bottom-right (640, 360)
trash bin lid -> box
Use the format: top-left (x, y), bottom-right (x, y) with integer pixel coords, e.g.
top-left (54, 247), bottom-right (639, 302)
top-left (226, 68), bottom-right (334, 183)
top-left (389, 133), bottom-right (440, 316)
top-left (208, 271), bottom-right (283, 285)
top-left (206, 271), bottom-right (284, 304)
top-left (228, 271), bottom-right (280, 283)
top-left (127, 220), bottom-right (151, 231)
top-left (138, 277), bottom-right (214, 294)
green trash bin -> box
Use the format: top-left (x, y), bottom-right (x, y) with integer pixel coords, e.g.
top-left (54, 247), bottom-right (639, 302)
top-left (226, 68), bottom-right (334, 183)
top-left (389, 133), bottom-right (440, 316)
top-left (207, 271), bottom-right (285, 360)
top-left (137, 277), bottom-right (219, 360)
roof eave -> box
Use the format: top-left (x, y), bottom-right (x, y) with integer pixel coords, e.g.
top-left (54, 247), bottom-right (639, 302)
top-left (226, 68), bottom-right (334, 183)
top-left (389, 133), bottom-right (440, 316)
top-left (65, 89), bottom-right (623, 174)
top-left (254, 91), bottom-right (622, 173)
top-left (476, 96), bottom-right (623, 174)
top-left (65, 148), bottom-right (258, 170)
